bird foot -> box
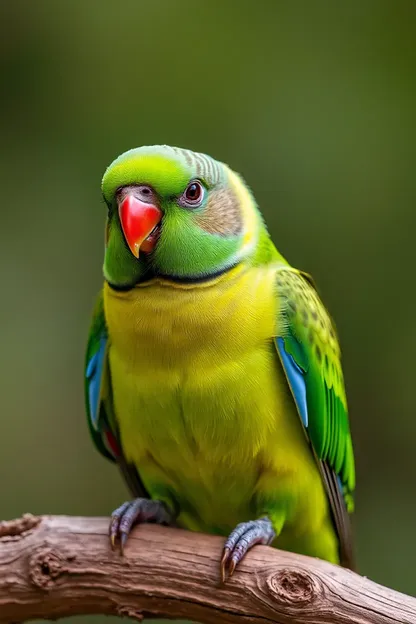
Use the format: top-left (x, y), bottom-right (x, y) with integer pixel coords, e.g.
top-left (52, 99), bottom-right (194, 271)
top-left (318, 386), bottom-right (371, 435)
top-left (109, 498), bottom-right (172, 554)
top-left (220, 516), bottom-right (275, 582)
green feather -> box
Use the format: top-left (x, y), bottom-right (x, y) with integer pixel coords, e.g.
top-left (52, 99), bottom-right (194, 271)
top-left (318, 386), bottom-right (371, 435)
top-left (275, 267), bottom-right (355, 566)
top-left (276, 268), bottom-right (355, 495)
top-left (84, 291), bottom-right (115, 461)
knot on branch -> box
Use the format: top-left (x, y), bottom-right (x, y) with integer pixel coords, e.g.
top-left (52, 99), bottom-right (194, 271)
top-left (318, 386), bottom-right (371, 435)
top-left (268, 567), bottom-right (319, 606)
top-left (0, 514), bottom-right (40, 540)
top-left (29, 549), bottom-right (70, 590)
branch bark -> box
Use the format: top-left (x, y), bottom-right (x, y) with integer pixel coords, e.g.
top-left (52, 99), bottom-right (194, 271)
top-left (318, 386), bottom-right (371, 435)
top-left (0, 515), bottom-right (414, 624)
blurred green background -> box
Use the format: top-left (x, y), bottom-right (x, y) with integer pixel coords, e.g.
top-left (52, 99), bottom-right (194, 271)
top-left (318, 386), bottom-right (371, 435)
top-left (1, 1), bottom-right (415, 622)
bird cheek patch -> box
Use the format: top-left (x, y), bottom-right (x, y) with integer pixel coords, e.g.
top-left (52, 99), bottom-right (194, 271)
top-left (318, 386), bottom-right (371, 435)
top-left (195, 187), bottom-right (243, 236)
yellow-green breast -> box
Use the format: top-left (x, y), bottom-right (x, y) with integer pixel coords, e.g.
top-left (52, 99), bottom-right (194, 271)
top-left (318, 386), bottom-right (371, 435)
top-left (103, 264), bottom-right (337, 558)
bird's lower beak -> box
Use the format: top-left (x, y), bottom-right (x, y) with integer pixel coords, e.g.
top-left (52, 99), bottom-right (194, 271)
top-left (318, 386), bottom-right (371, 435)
top-left (118, 195), bottom-right (163, 257)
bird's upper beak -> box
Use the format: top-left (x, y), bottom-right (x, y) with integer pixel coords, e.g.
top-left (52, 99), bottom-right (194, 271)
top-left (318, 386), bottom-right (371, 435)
top-left (117, 193), bottom-right (163, 257)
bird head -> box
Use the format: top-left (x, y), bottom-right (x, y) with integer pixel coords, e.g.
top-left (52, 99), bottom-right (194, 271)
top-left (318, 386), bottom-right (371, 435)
top-left (101, 145), bottom-right (267, 288)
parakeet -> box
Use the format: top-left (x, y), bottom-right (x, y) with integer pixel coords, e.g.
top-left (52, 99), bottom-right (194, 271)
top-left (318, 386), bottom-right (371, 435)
top-left (85, 145), bottom-right (355, 580)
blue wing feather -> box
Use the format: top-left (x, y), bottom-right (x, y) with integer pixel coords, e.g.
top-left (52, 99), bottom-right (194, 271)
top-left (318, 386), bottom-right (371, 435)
top-left (86, 336), bottom-right (107, 431)
top-left (276, 337), bottom-right (308, 427)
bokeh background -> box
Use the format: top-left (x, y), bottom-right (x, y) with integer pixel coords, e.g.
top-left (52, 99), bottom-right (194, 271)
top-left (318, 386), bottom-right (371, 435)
top-left (1, 1), bottom-right (415, 622)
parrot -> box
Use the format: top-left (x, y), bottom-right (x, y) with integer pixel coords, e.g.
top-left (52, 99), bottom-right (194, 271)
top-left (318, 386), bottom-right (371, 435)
top-left (85, 145), bottom-right (355, 580)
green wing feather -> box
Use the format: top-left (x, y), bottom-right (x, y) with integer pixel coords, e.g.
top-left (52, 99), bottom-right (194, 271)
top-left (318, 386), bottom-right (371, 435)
top-left (275, 267), bottom-right (355, 568)
top-left (84, 291), bottom-right (117, 460)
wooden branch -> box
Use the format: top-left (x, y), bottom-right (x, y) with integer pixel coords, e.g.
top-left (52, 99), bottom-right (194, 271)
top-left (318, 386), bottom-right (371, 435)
top-left (0, 515), bottom-right (415, 624)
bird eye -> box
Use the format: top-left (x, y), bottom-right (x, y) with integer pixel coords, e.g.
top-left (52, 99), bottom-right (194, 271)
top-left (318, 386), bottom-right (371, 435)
top-left (180, 180), bottom-right (205, 208)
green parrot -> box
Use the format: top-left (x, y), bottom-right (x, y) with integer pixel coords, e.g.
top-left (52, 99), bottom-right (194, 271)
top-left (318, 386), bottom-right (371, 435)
top-left (85, 145), bottom-right (355, 580)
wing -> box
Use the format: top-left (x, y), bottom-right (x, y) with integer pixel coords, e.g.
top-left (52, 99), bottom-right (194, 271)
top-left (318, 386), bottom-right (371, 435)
top-left (274, 267), bottom-right (355, 569)
top-left (84, 291), bottom-right (148, 498)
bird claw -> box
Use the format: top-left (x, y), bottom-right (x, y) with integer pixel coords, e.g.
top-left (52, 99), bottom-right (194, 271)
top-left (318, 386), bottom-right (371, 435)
top-left (120, 531), bottom-right (128, 556)
top-left (109, 498), bottom-right (172, 554)
top-left (110, 533), bottom-right (116, 550)
top-left (228, 556), bottom-right (237, 578)
top-left (220, 547), bottom-right (230, 583)
top-left (220, 517), bottom-right (275, 582)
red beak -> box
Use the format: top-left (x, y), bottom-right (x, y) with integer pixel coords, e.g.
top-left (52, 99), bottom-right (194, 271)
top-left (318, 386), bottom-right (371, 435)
top-left (118, 194), bottom-right (162, 257)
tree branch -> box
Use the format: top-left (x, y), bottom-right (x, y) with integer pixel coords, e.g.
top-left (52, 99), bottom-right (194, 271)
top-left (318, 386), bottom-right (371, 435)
top-left (0, 515), bottom-right (414, 624)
